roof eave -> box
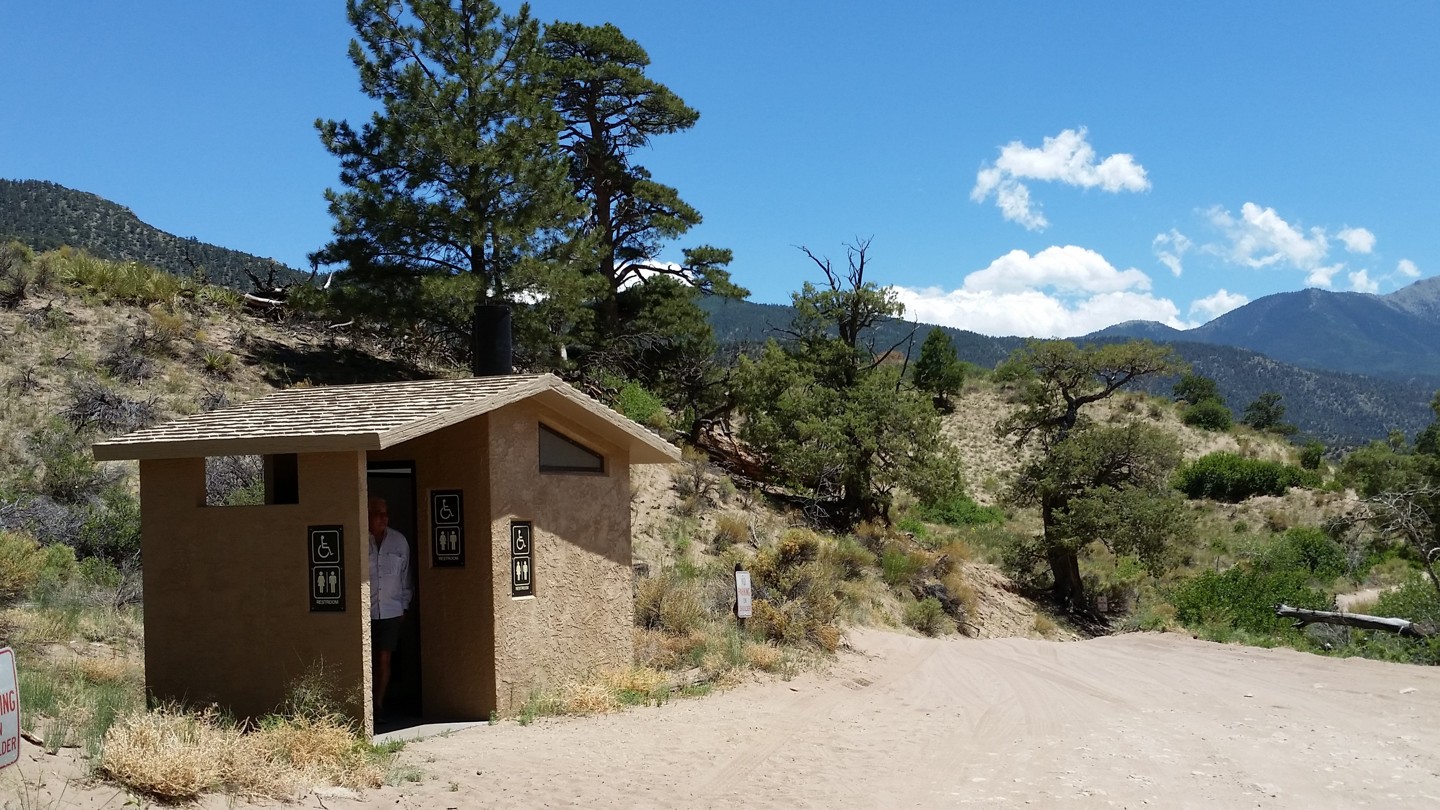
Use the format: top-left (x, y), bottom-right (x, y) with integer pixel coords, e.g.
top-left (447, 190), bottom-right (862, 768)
top-left (539, 384), bottom-right (681, 464)
top-left (92, 433), bottom-right (384, 461)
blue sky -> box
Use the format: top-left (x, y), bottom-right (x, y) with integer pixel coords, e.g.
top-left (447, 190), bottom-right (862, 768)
top-left (4, 2), bottom-right (1437, 338)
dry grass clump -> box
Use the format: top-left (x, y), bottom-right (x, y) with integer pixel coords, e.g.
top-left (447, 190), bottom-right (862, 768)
top-left (712, 513), bottom-right (749, 551)
top-left (99, 707), bottom-right (385, 802)
top-left (1032, 614), bottom-right (1058, 638)
top-left (601, 666), bottom-right (670, 695)
top-left (633, 626), bottom-right (707, 670)
top-left (257, 715), bottom-right (385, 790)
top-left (99, 708), bottom-right (281, 801)
top-left (743, 642), bottom-right (784, 671)
top-left (635, 572), bottom-right (707, 635)
top-left (560, 682), bottom-right (621, 715)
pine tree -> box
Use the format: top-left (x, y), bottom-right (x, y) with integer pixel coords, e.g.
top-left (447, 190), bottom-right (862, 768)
top-left (313, 0), bottom-right (577, 373)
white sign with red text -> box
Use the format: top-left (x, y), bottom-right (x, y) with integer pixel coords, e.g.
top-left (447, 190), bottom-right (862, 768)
top-left (0, 647), bottom-right (19, 770)
top-left (735, 571), bottom-right (753, 619)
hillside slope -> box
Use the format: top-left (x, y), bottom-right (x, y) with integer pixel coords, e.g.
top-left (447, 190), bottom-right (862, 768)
top-left (0, 179), bottom-right (307, 291)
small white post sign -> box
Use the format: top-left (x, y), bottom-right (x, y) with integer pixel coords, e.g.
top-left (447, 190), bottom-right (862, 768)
top-left (734, 569), bottom-right (753, 620)
top-left (0, 646), bottom-right (19, 771)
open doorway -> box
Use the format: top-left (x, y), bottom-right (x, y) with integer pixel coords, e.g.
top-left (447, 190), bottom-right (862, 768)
top-left (367, 463), bottom-right (422, 725)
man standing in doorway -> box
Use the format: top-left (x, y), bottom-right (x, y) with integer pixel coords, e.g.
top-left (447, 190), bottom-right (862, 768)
top-left (368, 496), bottom-right (411, 722)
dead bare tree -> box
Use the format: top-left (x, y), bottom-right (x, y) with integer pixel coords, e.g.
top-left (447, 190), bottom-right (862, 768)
top-left (1336, 487), bottom-right (1440, 600)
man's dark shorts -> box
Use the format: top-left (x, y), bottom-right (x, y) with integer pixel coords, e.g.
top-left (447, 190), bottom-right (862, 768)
top-left (371, 617), bottom-right (403, 652)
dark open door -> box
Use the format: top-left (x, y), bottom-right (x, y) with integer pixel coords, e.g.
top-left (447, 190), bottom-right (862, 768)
top-left (367, 463), bottom-right (422, 722)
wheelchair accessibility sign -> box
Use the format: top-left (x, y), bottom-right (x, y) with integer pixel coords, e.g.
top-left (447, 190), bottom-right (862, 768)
top-left (431, 490), bottom-right (465, 567)
top-left (308, 525), bottom-right (345, 612)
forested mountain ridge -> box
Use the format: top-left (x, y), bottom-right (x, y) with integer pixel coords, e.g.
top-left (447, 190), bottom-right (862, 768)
top-left (0, 179), bottom-right (307, 291)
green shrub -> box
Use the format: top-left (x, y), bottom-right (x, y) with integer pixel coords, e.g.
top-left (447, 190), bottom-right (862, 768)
top-left (1299, 440), bottom-right (1325, 470)
top-left (823, 537), bottom-right (876, 581)
top-left (1174, 452), bottom-right (1321, 502)
top-left (614, 381), bottom-right (668, 431)
top-left (1170, 528), bottom-right (1340, 635)
top-left (1329, 575), bottom-right (1440, 665)
top-left (917, 494), bottom-right (1004, 527)
top-left (0, 530), bottom-right (49, 603)
top-left (30, 419), bottom-right (109, 502)
top-left (1181, 399), bottom-right (1232, 432)
top-left (1374, 574), bottom-right (1440, 627)
top-left (1171, 566), bottom-right (1328, 634)
top-left (879, 547), bottom-right (926, 589)
top-left (0, 241), bottom-right (41, 308)
top-left (903, 597), bottom-right (951, 636)
top-left (999, 533), bottom-right (1052, 591)
top-left (1264, 526), bottom-right (1346, 581)
top-left (894, 516), bottom-right (930, 543)
top-left (76, 486), bottom-right (142, 566)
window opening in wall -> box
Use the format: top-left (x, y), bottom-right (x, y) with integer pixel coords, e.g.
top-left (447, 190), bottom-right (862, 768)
top-left (538, 424), bottom-right (604, 473)
top-left (205, 455), bottom-right (262, 506)
top-left (203, 454), bottom-right (299, 506)
top-left (265, 453), bottom-right (299, 504)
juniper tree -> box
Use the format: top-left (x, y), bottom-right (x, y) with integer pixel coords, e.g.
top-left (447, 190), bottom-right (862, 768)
top-left (998, 340), bottom-right (1190, 611)
top-left (735, 241), bottom-right (962, 525)
top-left (912, 327), bottom-right (966, 409)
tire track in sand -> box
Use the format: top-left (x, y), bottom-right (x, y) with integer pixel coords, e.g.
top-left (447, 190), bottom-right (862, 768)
top-left (690, 633), bottom-right (940, 799)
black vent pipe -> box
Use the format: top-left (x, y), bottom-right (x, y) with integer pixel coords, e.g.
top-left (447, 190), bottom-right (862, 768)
top-left (472, 304), bottom-right (513, 376)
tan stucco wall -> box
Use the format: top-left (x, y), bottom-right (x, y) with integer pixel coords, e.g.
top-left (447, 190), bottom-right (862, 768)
top-left (487, 402), bottom-right (634, 714)
top-left (370, 417), bottom-right (495, 719)
top-left (139, 452), bottom-right (368, 722)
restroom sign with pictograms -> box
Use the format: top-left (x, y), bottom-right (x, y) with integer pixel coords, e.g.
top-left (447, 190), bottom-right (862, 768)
top-left (431, 489), bottom-right (465, 567)
top-left (308, 525), bottom-right (345, 612)
top-left (511, 520), bottom-right (534, 597)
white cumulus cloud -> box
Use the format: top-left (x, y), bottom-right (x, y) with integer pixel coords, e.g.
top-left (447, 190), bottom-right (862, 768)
top-left (1188, 289), bottom-right (1249, 323)
top-left (889, 246), bottom-right (1182, 338)
top-left (1306, 264), bottom-right (1343, 287)
top-left (1208, 202), bottom-right (1330, 270)
top-left (964, 245), bottom-right (1151, 295)
top-left (1337, 227), bottom-right (1376, 254)
top-left (1397, 258), bottom-right (1420, 278)
top-left (1349, 269), bottom-right (1379, 294)
top-left (1153, 229), bottom-right (1192, 277)
top-left (971, 127), bottom-right (1149, 230)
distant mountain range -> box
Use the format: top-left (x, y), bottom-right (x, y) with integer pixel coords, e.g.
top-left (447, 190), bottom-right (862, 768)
top-left (1087, 279), bottom-right (1440, 389)
top-left (702, 297), bottom-right (1436, 450)
top-left (0, 179), bottom-right (307, 291)
top-left (3, 178), bottom-right (1433, 448)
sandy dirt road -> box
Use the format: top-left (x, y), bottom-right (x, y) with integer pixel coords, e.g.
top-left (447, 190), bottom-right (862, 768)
top-left (11, 630), bottom-right (1440, 808)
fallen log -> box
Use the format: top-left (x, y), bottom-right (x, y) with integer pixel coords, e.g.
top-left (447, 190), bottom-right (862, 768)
top-left (1274, 603), bottom-right (1432, 638)
top-left (241, 292), bottom-right (285, 310)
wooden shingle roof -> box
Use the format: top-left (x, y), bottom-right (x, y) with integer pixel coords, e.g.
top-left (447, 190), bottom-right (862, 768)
top-left (92, 373), bottom-right (680, 463)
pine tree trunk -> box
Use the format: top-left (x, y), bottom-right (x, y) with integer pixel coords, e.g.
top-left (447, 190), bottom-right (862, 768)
top-left (1046, 544), bottom-right (1087, 611)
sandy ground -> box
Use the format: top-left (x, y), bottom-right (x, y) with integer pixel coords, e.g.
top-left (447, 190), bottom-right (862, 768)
top-left (8, 629), bottom-right (1440, 808)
